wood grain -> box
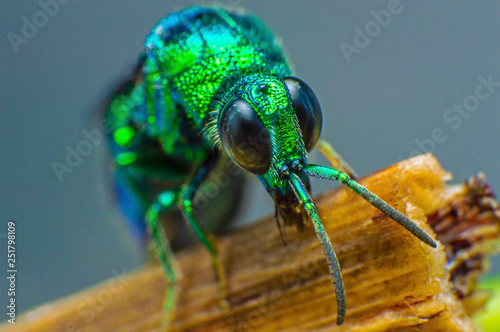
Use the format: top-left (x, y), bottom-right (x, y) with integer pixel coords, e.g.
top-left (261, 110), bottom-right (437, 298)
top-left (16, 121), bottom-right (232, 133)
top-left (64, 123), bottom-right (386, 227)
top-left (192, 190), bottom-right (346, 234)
top-left (2, 154), bottom-right (499, 332)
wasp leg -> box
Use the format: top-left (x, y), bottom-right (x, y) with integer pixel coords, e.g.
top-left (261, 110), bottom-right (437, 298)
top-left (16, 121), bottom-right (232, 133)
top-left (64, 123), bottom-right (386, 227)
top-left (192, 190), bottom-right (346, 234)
top-left (145, 189), bottom-right (181, 330)
top-left (316, 138), bottom-right (358, 179)
top-left (180, 163), bottom-right (230, 314)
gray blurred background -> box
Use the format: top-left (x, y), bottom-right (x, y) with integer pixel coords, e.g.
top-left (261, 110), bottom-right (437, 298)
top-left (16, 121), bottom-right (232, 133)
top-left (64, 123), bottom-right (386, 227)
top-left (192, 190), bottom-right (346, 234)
top-left (1, 0), bottom-right (499, 319)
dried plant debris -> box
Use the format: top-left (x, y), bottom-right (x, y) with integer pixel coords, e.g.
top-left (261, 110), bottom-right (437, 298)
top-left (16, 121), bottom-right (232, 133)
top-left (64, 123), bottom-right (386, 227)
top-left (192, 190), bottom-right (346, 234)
top-left (428, 173), bottom-right (500, 309)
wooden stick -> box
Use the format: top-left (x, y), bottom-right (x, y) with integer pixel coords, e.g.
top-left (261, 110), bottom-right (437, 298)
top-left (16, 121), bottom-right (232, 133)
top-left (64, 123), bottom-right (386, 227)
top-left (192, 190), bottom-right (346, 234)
top-left (3, 154), bottom-right (499, 331)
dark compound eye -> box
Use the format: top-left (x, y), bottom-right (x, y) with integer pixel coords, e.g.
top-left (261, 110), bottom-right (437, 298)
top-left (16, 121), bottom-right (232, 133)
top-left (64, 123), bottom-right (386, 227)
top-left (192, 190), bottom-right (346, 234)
top-left (284, 77), bottom-right (322, 152)
top-left (219, 99), bottom-right (272, 175)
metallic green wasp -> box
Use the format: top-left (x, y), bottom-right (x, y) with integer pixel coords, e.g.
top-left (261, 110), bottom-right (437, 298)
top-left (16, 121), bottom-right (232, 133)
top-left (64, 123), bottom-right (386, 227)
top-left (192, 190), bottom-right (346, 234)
top-left (103, 6), bottom-right (437, 327)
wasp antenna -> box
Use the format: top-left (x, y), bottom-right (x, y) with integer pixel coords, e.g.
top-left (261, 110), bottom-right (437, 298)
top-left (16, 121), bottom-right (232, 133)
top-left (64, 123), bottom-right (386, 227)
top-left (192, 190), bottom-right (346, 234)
top-left (288, 172), bottom-right (346, 325)
top-left (303, 164), bottom-right (438, 248)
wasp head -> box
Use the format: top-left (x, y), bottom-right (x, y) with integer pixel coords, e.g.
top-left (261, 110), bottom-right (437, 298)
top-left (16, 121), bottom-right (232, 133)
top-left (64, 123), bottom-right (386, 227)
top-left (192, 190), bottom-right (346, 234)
top-left (213, 74), bottom-right (322, 228)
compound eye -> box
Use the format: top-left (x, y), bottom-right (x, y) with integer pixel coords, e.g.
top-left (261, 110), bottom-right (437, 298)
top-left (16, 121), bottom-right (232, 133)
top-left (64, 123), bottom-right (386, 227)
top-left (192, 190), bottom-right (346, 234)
top-left (284, 77), bottom-right (322, 151)
top-left (219, 99), bottom-right (272, 175)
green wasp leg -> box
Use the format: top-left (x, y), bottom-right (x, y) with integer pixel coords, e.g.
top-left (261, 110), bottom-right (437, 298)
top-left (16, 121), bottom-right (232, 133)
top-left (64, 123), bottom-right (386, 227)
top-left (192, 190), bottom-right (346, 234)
top-left (316, 138), bottom-right (358, 179)
top-left (180, 162), bottom-right (231, 314)
top-left (145, 189), bottom-right (182, 330)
